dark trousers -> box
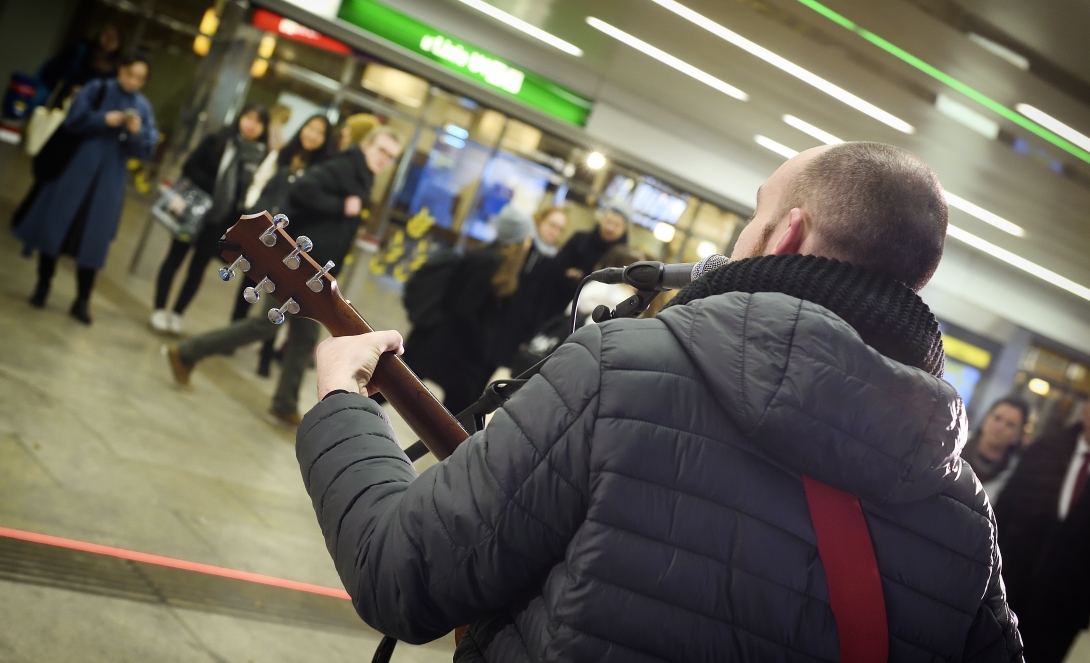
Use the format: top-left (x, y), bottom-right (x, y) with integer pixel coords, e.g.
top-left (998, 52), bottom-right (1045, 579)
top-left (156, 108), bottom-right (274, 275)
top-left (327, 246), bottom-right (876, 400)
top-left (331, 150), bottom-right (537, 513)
top-left (178, 306), bottom-right (320, 415)
top-left (36, 253), bottom-right (96, 301)
top-left (154, 224), bottom-right (222, 315)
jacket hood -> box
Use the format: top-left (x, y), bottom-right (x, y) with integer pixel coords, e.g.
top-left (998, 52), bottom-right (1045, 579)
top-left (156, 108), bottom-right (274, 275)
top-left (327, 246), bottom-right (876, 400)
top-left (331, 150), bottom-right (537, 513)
top-left (658, 291), bottom-right (966, 504)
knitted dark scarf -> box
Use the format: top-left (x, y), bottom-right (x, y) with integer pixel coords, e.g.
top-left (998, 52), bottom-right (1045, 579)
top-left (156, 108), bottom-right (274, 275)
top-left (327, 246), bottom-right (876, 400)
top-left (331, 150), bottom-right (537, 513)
top-left (662, 254), bottom-right (945, 377)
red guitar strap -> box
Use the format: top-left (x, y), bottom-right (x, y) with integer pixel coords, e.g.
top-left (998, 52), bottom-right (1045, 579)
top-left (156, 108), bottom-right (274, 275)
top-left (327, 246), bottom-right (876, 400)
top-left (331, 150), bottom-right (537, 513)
top-left (802, 475), bottom-right (889, 663)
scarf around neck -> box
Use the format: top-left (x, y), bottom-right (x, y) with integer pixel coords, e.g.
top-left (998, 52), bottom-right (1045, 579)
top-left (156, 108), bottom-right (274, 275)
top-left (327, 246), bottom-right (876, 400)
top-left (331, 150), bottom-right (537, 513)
top-left (662, 254), bottom-right (945, 377)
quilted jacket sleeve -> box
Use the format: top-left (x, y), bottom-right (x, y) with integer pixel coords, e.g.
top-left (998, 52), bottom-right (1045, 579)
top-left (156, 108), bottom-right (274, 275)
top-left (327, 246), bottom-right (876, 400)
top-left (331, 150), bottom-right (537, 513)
top-left (296, 325), bottom-right (603, 643)
top-left (961, 511), bottom-right (1024, 662)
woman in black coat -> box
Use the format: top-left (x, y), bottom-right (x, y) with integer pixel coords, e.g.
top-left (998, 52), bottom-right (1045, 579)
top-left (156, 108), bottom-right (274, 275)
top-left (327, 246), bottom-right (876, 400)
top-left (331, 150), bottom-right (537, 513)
top-left (150, 104), bottom-right (267, 334)
top-left (402, 206), bottom-right (536, 414)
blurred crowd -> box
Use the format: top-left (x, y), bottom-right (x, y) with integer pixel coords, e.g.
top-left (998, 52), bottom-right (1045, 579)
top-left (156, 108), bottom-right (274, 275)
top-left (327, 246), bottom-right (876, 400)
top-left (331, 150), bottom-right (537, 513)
top-left (9, 21), bottom-right (1090, 663)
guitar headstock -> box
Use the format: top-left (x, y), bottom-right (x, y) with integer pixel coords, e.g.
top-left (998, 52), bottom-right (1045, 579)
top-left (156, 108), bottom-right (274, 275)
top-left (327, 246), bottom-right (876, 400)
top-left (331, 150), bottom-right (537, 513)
top-left (220, 211), bottom-right (372, 337)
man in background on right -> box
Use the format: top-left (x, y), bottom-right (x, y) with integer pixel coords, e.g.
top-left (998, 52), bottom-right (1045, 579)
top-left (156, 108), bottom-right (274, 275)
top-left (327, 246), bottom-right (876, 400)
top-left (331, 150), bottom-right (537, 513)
top-left (995, 402), bottom-right (1090, 662)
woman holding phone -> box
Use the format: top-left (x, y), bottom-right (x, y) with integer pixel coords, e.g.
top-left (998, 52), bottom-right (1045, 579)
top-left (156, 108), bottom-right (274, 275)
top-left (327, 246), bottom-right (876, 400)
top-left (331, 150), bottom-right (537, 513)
top-left (17, 51), bottom-right (158, 324)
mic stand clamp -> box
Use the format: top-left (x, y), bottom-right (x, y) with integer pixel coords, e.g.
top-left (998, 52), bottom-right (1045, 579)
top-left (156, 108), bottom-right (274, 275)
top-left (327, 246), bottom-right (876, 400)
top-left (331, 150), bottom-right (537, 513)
top-left (591, 289), bottom-right (660, 324)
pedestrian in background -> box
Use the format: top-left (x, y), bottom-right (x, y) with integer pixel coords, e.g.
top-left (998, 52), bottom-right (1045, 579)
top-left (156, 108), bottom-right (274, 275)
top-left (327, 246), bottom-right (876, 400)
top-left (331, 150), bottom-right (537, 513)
top-left (150, 103), bottom-right (268, 334)
top-left (488, 205), bottom-right (569, 370)
top-left (264, 103), bottom-right (291, 152)
top-left (401, 205), bottom-right (536, 414)
top-left (165, 127), bottom-right (402, 426)
top-left (18, 51), bottom-right (158, 324)
top-left (994, 401), bottom-right (1090, 663)
top-left (337, 113), bottom-right (377, 151)
top-left (961, 397), bottom-right (1028, 502)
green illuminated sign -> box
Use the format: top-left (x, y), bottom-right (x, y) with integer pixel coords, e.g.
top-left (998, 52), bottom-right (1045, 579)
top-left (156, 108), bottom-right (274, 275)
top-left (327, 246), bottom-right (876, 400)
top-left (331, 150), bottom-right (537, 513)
top-left (338, 0), bottom-right (594, 126)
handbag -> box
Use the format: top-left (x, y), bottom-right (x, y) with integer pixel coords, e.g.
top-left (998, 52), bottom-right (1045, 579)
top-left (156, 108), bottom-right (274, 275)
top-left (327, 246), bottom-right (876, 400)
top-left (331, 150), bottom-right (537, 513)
top-left (32, 80), bottom-right (108, 182)
top-left (24, 97), bottom-right (68, 156)
top-left (150, 177), bottom-right (214, 242)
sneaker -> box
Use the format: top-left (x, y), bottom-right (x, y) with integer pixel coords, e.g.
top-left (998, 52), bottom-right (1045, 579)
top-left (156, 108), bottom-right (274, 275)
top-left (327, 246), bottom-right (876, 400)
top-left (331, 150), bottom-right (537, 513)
top-left (269, 409), bottom-right (302, 427)
top-left (149, 309), bottom-right (171, 333)
top-left (165, 344), bottom-right (194, 387)
top-left (168, 312), bottom-right (183, 335)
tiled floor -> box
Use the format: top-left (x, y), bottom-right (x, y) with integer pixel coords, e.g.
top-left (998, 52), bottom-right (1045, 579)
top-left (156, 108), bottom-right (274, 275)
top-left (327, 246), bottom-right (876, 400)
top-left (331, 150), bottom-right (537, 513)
top-left (0, 146), bottom-right (450, 661)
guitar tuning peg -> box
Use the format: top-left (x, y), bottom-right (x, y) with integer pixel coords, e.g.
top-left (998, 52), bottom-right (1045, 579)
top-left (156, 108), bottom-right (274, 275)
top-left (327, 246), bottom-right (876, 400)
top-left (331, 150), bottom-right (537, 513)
top-left (283, 235), bottom-right (313, 270)
top-left (243, 276), bottom-right (275, 303)
top-left (267, 297), bottom-right (300, 325)
top-left (259, 214), bottom-right (290, 247)
top-left (306, 260), bottom-right (335, 292)
top-left (219, 255), bottom-right (250, 281)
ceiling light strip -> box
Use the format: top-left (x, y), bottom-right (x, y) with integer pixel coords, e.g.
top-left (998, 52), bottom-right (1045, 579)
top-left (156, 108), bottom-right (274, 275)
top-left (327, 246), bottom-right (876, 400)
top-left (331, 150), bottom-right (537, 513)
top-left (795, 0), bottom-right (1090, 164)
top-left (755, 135), bottom-right (799, 158)
top-left (456, 0), bottom-right (583, 56)
top-left (585, 17), bottom-right (748, 100)
top-left (779, 115), bottom-right (1025, 237)
top-left (946, 225), bottom-right (1090, 301)
top-left (646, 0), bottom-right (913, 133)
top-left (1015, 104), bottom-right (1090, 153)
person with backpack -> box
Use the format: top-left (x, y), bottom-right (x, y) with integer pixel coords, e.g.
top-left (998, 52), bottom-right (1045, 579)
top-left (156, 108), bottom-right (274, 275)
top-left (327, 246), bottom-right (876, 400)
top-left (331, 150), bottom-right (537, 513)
top-left (401, 205), bottom-right (536, 414)
top-left (17, 51), bottom-right (158, 324)
top-left (297, 142), bottom-right (1021, 661)
top-left (164, 127), bottom-right (402, 427)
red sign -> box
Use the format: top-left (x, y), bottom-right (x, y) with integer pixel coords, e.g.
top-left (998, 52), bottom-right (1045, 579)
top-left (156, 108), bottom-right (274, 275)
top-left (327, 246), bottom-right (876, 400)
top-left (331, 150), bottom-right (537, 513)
top-left (252, 8), bottom-right (352, 55)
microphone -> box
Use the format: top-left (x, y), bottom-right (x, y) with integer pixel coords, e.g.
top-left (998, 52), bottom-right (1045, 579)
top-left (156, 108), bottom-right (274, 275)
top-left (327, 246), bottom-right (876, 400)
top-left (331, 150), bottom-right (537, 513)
top-left (590, 254), bottom-right (728, 291)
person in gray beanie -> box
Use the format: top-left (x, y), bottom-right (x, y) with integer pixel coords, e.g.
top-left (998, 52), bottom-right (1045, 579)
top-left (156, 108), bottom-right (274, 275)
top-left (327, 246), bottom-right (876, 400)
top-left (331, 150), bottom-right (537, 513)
top-left (400, 205), bottom-right (535, 413)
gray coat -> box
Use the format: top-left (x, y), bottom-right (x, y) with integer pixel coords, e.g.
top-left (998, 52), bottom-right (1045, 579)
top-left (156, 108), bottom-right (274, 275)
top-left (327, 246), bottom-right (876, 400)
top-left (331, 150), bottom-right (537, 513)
top-left (297, 292), bottom-right (1022, 661)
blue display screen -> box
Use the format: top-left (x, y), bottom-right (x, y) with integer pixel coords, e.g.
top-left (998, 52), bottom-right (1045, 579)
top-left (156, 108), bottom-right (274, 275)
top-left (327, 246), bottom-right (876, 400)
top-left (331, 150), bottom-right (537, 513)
top-left (943, 358), bottom-right (982, 408)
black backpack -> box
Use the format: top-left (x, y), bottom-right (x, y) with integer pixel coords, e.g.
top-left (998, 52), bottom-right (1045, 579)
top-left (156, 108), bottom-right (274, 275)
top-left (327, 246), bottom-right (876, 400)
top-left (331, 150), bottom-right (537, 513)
top-left (403, 251), bottom-right (460, 330)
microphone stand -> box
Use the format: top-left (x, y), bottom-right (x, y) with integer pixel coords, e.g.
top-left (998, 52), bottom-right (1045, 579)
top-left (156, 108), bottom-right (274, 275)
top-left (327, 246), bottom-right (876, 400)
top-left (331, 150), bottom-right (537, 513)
top-left (372, 287), bottom-right (659, 662)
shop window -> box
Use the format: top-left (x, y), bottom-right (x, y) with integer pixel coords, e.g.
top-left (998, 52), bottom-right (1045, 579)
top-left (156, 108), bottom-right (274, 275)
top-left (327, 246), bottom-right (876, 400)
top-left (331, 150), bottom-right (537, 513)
top-left (361, 63), bottom-right (428, 109)
top-left (1013, 345), bottom-right (1090, 438)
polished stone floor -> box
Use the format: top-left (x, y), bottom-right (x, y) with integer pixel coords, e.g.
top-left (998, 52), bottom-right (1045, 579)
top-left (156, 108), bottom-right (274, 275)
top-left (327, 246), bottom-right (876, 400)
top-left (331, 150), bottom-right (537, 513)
top-left (0, 146), bottom-right (450, 661)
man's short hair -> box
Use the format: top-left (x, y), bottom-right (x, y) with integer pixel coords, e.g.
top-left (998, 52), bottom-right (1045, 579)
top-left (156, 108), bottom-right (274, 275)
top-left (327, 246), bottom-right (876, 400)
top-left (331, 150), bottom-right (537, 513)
top-left (781, 142), bottom-right (948, 291)
top-left (361, 125), bottom-right (401, 146)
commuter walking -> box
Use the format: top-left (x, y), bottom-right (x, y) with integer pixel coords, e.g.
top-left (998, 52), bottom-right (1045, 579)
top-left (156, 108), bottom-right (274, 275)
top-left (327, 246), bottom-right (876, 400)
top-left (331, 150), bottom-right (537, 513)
top-left (150, 104), bottom-right (268, 334)
top-left (165, 127), bottom-right (402, 426)
top-left (13, 24), bottom-right (123, 229)
top-left (401, 205), bottom-right (535, 414)
top-left (994, 401), bottom-right (1090, 663)
top-left (961, 397), bottom-right (1028, 502)
top-left (488, 206), bottom-right (569, 369)
top-left (17, 52), bottom-right (158, 324)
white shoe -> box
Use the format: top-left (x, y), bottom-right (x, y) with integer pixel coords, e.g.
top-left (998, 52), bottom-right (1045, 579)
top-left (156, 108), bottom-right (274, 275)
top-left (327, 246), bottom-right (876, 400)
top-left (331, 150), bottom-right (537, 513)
top-left (168, 312), bottom-right (184, 335)
top-left (149, 309), bottom-right (171, 333)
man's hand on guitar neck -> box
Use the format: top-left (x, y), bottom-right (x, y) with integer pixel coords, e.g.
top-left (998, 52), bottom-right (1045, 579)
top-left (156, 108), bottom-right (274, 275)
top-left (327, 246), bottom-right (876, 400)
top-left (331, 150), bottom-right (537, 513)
top-left (315, 331), bottom-right (404, 400)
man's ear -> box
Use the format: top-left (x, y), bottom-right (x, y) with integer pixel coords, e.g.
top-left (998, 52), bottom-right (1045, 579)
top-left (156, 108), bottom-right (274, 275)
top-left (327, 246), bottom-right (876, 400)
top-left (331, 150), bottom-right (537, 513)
top-left (771, 208), bottom-right (807, 256)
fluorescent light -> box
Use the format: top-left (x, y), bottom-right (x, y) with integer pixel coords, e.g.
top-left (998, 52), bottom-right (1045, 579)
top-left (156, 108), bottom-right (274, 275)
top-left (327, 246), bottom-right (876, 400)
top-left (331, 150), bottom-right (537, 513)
top-left (967, 33), bottom-right (1029, 70)
top-left (935, 94), bottom-right (999, 140)
top-left (755, 135), bottom-right (799, 159)
top-left (1015, 104), bottom-right (1090, 153)
top-left (585, 16), bottom-right (748, 101)
top-left (946, 224), bottom-right (1090, 301)
top-left (1027, 378), bottom-right (1051, 396)
top-left (797, 0), bottom-right (1090, 164)
top-left (456, 0), bottom-right (583, 56)
top-left (645, 0), bottom-right (913, 133)
top-left (943, 192), bottom-right (1024, 237)
top-left (653, 222), bottom-right (676, 242)
top-left (586, 151), bottom-right (606, 169)
top-left (782, 114), bottom-right (843, 144)
top-left (696, 240), bottom-right (718, 258)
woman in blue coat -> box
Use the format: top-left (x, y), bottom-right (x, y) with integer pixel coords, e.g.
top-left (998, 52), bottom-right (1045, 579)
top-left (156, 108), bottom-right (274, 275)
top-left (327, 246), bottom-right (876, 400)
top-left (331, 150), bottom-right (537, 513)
top-left (18, 51), bottom-right (158, 324)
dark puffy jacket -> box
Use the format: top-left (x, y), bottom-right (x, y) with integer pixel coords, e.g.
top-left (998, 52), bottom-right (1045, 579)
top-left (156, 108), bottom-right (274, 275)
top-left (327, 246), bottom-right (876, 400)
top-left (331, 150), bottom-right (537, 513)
top-left (297, 291), bottom-right (1022, 662)
top-left (284, 147), bottom-right (374, 273)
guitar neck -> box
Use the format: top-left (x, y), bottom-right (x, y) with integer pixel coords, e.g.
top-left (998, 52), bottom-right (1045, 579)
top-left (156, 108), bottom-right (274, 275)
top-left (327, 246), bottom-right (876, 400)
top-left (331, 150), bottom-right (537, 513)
top-left (323, 283), bottom-right (468, 461)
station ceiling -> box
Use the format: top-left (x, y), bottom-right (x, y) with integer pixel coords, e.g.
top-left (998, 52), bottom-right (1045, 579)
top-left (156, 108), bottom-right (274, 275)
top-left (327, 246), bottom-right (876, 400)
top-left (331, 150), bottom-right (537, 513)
top-left (394, 0), bottom-right (1090, 305)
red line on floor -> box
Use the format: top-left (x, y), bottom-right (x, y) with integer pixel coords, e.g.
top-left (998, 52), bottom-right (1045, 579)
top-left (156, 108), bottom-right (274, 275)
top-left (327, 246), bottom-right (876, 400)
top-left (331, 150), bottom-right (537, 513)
top-left (0, 526), bottom-right (351, 600)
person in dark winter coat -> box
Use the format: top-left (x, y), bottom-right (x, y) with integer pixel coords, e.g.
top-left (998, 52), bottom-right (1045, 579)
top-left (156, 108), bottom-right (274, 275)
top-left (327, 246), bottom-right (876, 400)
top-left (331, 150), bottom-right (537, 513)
top-left (150, 104), bottom-right (268, 334)
top-left (993, 402), bottom-right (1090, 663)
top-left (402, 205), bottom-right (536, 414)
top-left (165, 127), bottom-right (402, 427)
top-left (18, 52), bottom-right (158, 324)
top-left (488, 206), bottom-right (569, 369)
top-left (961, 397), bottom-right (1028, 502)
top-left (298, 142), bottom-right (1022, 661)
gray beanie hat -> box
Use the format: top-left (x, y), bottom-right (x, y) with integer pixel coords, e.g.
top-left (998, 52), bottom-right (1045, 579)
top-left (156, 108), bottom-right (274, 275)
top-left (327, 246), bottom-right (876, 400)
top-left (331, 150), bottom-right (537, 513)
top-left (492, 205), bottom-right (535, 245)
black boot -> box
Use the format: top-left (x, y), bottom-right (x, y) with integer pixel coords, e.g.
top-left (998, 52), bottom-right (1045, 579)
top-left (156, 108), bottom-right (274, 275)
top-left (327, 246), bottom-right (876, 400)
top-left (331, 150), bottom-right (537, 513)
top-left (256, 339), bottom-right (275, 377)
top-left (29, 282), bottom-right (49, 308)
top-left (69, 298), bottom-right (92, 325)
